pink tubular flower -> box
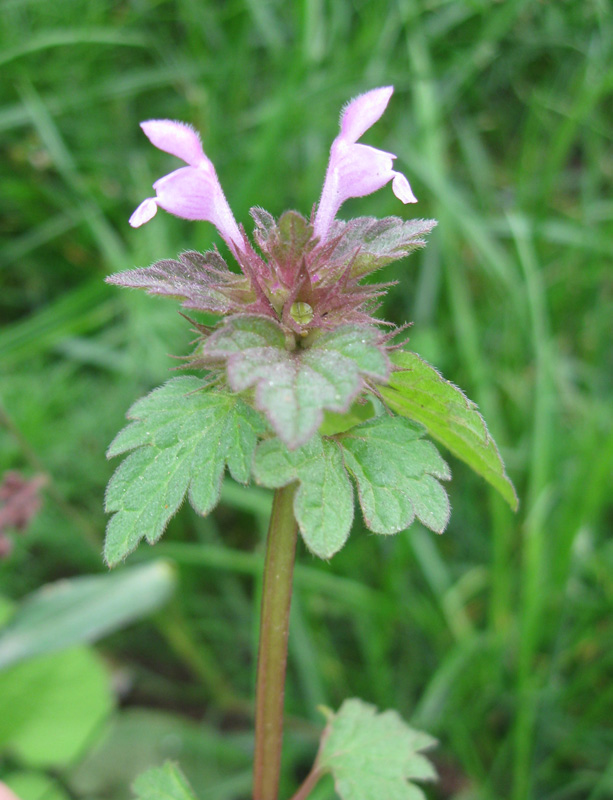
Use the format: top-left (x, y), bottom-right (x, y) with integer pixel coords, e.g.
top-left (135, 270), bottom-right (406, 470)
top-left (130, 88), bottom-right (416, 256)
top-left (129, 119), bottom-right (243, 251)
top-left (313, 86), bottom-right (417, 242)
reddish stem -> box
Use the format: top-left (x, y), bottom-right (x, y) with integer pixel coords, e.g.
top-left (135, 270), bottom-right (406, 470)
top-left (253, 484), bottom-right (298, 800)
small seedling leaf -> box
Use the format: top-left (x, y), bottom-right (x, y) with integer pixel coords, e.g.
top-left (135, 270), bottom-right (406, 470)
top-left (0, 647), bottom-right (113, 768)
top-left (0, 561), bottom-right (175, 669)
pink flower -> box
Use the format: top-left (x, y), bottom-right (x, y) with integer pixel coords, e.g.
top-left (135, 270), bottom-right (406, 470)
top-left (130, 87), bottom-right (416, 252)
top-left (313, 86), bottom-right (417, 241)
top-left (129, 120), bottom-right (243, 251)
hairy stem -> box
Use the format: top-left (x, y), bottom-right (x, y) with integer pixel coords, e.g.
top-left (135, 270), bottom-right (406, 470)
top-left (253, 484), bottom-right (298, 800)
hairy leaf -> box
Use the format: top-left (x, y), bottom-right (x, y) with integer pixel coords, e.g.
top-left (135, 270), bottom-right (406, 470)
top-left (106, 250), bottom-right (254, 314)
top-left (253, 435), bottom-right (354, 558)
top-left (254, 415), bottom-right (450, 558)
top-left (318, 698), bottom-right (437, 800)
top-left (325, 216), bottom-right (437, 278)
top-left (380, 351), bottom-right (518, 510)
top-left (203, 316), bottom-right (389, 448)
top-left (250, 206), bottom-right (277, 251)
top-left (132, 762), bottom-right (197, 800)
top-left (340, 416), bottom-right (451, 534)
top-left (105, 378), bottom-right (267, 566)
top-left (319, 397), bottom-right (377, 436)
top-left (270, 211), bottom-right (316, 268)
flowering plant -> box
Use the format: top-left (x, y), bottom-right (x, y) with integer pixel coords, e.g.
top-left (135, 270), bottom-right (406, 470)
top-left (105, 87), bottom-right (516, 800)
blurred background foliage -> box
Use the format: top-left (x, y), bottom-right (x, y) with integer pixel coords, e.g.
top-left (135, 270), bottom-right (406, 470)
top-left (0, 1), bottom-right (612, 799)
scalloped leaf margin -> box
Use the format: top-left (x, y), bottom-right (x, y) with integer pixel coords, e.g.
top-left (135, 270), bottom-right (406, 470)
top-left (104, 378), bottom-right (267, 566)
top-left (380, 351), bottom-right (518, 510)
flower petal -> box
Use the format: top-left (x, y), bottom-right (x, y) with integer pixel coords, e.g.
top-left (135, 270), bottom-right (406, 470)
top-left (132, 121), bottom-right (243, 249)
top-left (140, 120), bottom-right (205, 166)
top-left (339, 86), bottom-right (394, 143)
top-left (152, 165), bottom-right (242, 248)
top-left (333, 143), bottom-right (397, 198)
top-left (314, 86), bottom-right (417, 241)
top-left (129, 197), bottom-right (158, 227)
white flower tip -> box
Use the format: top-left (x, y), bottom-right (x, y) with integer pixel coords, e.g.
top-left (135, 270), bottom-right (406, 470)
top-left (392, 172), bottom-right (418, 204)
top-left (129, 197), bottom-right (158, 227)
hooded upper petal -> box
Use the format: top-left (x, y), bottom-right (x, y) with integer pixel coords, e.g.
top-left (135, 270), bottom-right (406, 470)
top-left (130, 119), bottom-right (243, 251)
top-left (339, 86), bottom-right (393, 143)
top-left (140, 120), bottom-right (205, 167)
top-left (314, 87), bottom-right (417, 241)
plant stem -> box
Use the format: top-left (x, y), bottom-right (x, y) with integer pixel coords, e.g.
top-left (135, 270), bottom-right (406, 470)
top-left (253, 484), bottom-right (298, 800)
top-left (288, 765), bottom-right (323, 800)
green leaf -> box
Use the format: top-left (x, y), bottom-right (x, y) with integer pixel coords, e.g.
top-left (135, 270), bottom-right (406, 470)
top-left (319, 397), bottom-right (377, 436)
top-left (203, 316), bottom-right (389, 449)
top-left (0, 646), bottom-right (113, 768)
top-left (132, 762), bottom-right (197, 800)
top-left (105, 378), bottom-right (267, 566)
top-left (380, 351), bottom-right (518, 510)
top-left (318, 698), bottom-right (437, 800)
top-left (0, 561), bottom-right (176, 670)
top-left (253, 435), bottom-right (354, 558)
top-left (254, 415), bottom-right (450, 558)
top-left (4, 771), bottom-right (71, 800)
top-left (340, 416), bottom-right (451, 535)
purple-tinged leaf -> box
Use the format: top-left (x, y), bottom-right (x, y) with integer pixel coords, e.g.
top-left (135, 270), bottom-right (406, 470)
top-left (202, 315), bottom-right (390, 448)
top-left (265, 211), bottom-right (316, 269)
top-left (250, 206), bottom-right (276, 253)
top-left (322, 216), bottom-right (438, 278)
top-left (106, 251), bottom-right (254, 314)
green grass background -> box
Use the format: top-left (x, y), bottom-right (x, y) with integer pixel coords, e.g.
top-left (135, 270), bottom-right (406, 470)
top-left (1, 1), bottom-right (612, 799)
